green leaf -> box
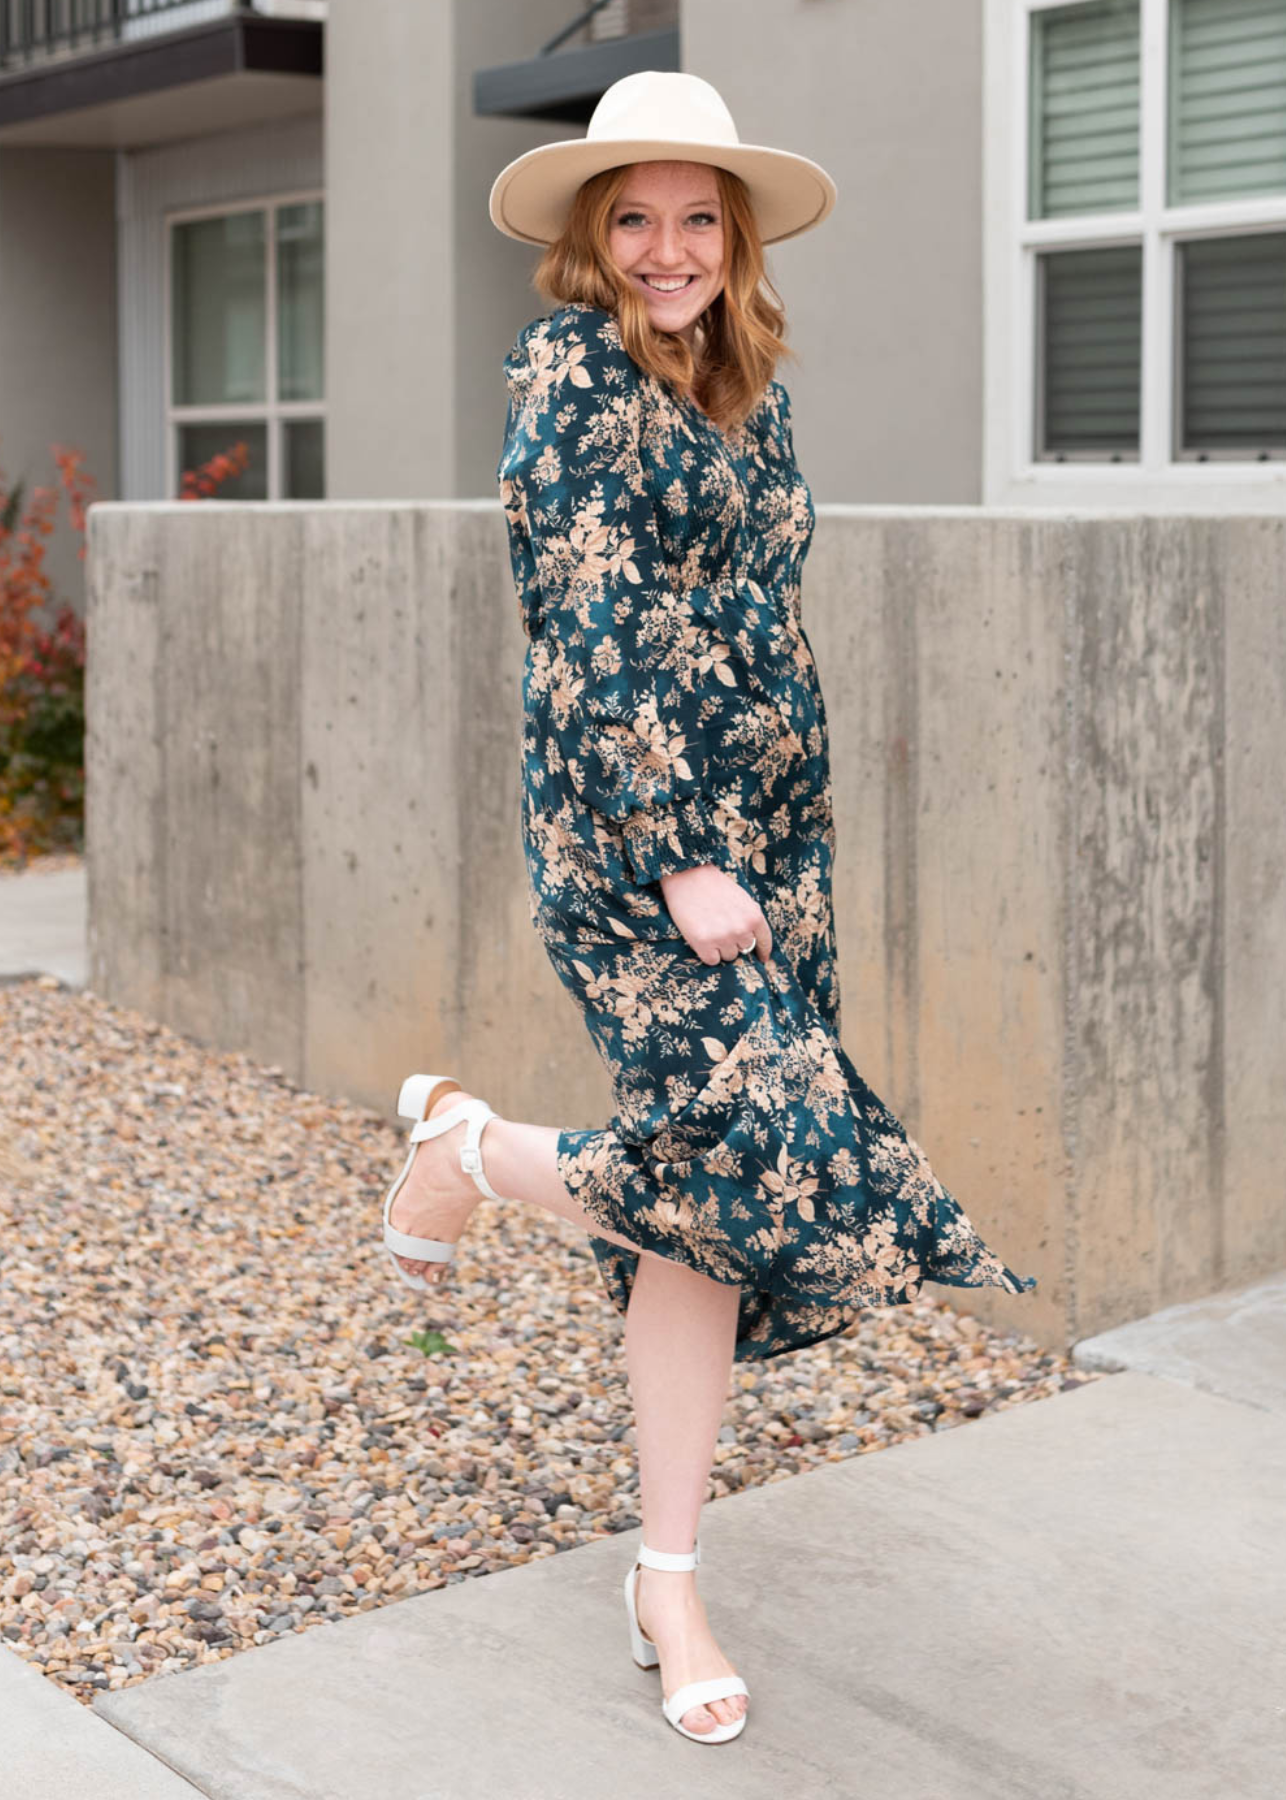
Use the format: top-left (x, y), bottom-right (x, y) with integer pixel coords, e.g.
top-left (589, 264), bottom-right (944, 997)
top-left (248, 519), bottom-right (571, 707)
top-left (403, 1328), bottom-right (456, 1357)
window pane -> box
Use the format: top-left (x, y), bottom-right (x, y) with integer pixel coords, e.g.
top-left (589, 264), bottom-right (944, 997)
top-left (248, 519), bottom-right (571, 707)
top-left (1169, 0), bottom-right (1286, 206)
top-left (1029, 0), bottom-right (1140, 219)
top-left (284, 418), bottom-right (325, 498)
top-left (172, 212), bottom-right (266, 407)
top-left (277, 200), bottom-right (325, 403)
top-left (1037, 246), bottom-right (1142, 456)
top-left (176, 422), bottom-right (268, 501)
top-left (1179, 232), bottom-right (1286, 454)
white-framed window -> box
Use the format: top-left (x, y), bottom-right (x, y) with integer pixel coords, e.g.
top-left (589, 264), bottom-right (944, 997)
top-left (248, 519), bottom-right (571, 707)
top-left (166, 190), bottom-right (324, 500)
top-left (984, 0), bottom-right (1286, 506)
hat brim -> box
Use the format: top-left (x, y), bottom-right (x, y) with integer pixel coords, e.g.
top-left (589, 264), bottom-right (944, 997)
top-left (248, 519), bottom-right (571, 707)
top-left (488, 138), bottom-right (837, 248)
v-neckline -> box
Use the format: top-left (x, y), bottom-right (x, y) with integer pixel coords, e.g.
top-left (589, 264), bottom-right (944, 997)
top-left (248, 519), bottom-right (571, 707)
top-left (571, 302), bottom-right (766, 455)
top-left (677, 377), bottom-right (779, 459)
top-left (675, 386), bottom-right (751, 459)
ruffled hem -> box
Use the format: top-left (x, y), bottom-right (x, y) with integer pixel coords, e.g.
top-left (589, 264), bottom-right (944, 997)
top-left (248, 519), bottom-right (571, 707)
top-left (554, 1125), bottom-right (1038, 1365)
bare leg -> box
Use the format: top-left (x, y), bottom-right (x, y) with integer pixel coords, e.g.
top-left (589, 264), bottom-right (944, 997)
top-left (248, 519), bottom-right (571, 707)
top-left (625, 1254), bottom-right (748, 1735)
top-left (386, 1087), bottom-right (749, 1734)
top-left (387, 1083), bottom-right (683, 1282)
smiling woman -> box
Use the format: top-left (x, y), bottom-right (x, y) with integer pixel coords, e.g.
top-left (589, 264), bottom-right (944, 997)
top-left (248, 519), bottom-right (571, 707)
top-left (375, 70), bottom-right (1035, 1752)
top-left (607, 165), bottom-right (726, 349)
top-left (522, 152), bottom-right (791, 435)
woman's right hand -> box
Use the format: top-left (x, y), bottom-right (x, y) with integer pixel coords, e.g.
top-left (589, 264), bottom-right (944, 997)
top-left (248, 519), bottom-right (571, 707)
top-left (658, 865), bottom-right (773, 966)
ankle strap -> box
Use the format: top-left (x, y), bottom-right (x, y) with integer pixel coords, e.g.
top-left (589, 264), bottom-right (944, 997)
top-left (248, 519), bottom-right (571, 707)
top-left (637, 1538), bottom-right (701, 1570)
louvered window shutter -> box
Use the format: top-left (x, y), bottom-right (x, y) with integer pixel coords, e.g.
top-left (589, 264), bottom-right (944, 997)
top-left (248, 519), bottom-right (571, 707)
top-left (1029, 0), bottom-right (1141, 219)
top-left (1179, 232), bottom-right (1286, 453)
top-left (1037, 246), bottom-right (1143, 455)
top-left (1169, 0), bottom-right (1286, 206)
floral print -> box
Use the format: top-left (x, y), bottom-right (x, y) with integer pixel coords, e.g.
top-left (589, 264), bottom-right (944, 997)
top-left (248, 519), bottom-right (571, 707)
top-left (497, 302), bottom-right (1036, 1361)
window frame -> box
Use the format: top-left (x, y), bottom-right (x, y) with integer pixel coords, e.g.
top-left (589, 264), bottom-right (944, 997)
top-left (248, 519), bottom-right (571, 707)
top-left (164, 187), bottom-right (325, 502)
top-left (984, 0), bottom-right (1286, 505)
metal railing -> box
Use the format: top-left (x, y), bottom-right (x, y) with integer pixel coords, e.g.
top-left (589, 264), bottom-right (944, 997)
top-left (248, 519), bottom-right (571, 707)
top-left (0, 1), bottom-right (255, 71)
top-left (540, 0), bottom-right (675, 57)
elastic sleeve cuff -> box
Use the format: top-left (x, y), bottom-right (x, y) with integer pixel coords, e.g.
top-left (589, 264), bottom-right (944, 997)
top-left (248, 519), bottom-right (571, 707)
top-left (620, 793), bottom-right (728, 885)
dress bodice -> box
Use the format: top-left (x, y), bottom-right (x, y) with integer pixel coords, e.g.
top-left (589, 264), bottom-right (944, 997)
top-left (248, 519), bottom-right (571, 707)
top-left (496, 299), bottom-right (832, 898)
top-left (499, 302), bottom-right (816, 647)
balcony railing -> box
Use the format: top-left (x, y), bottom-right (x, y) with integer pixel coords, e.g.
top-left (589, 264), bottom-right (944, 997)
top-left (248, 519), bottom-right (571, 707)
top-left (474, 0), bottom-right (677, 124)
top-left (542, 0), bottom-right (676, 56)
top-left (0, 2), bottom-right (325, 72)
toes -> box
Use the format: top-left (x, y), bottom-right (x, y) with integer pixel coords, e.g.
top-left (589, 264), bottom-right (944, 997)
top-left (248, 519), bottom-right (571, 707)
top-left (703, 1696), bottom-right (746, 1728)
top-left (682, 1706), bottom-right (716, 1733)
top-left (396, 1257), bottom-right (442, 1282)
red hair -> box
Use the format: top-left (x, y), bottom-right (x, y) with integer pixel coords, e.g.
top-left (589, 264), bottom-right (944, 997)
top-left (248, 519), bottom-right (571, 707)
top-left (531, 162), bottom-right (797, 434)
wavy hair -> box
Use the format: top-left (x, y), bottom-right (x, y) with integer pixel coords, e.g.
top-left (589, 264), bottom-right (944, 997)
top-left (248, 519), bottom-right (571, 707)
top-left (531, 162), bottom-right (796, 434)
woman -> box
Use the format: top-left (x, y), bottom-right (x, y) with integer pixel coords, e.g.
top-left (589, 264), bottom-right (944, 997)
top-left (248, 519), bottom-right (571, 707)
top-left (381, 71), bottom-right (1038, 1746)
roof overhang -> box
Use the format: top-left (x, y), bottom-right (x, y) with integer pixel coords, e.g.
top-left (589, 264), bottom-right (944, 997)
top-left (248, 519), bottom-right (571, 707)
top-left (0, 15), bottom-right (322, 149)
top-left (473, 26), bottom-right (679, 128)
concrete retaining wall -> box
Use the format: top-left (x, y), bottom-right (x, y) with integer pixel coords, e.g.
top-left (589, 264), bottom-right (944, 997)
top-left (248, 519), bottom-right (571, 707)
top-left (84, 501), bottom-right (1286, 1348)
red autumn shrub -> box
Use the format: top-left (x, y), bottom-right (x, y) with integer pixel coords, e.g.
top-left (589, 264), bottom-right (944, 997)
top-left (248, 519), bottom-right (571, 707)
top-left (0, 447), bottom-right (94, 866)
top-left (1, 436), bottom-right (254, 867)
top-left (179, 441), bottom-right (252, 500)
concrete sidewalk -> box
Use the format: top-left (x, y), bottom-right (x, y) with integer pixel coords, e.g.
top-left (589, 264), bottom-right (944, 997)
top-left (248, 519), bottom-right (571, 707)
top-left (0, 860), bottom-right (86, 988)
top-left (0, 1644), bottom-right (203, 1800)
top-left (1073, 1267), bottom-right (1286, 1414)
top-left (85, 1296), bottom-right (1283, 1800)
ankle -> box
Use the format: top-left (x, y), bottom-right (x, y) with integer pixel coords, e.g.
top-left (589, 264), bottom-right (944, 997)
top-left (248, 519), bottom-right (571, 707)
top-left (427, 1082), bottom-right (467, 1118)
top-left (637, 1565), bottom-right (700, 1601)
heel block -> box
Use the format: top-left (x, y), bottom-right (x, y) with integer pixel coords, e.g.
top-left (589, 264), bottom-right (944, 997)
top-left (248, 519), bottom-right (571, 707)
top-left (397, 1072), bottom-right (455, 1120)
top-left (623, 1563), bottom-right (661, 1668)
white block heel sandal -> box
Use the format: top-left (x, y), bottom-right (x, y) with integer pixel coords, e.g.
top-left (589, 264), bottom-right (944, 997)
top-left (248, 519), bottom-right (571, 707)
top-left (623, 1540), bottom-right (750, 1744)
top-left (382, 1073), bottom-right (502, 1291)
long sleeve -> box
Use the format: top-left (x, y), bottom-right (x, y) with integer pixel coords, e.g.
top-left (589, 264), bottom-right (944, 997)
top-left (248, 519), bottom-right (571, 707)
top-left (498, 309), bottom-right (732, 886)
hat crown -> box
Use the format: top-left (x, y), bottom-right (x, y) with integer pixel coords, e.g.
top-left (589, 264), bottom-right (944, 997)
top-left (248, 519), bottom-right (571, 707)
top-left (488, 70), bottom-right (836, 247)
top-left (587, 71), bottom-right (742, 148)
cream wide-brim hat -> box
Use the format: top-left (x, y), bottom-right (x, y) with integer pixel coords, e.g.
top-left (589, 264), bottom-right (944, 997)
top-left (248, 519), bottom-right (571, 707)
top-left (489, 70), bottom-right (837, 249)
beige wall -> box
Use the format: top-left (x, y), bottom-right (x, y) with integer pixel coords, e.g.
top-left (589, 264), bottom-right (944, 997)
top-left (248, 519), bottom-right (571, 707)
top-left (84, 500), bottom-right (1286, 1349)
top-left (0, 147), bottom-right (118, 616)
top-left (453, 1), bottom-right (590, 497)
top-left (325, 0), bottom-right (577, 501)
top-left (324, 0), bottom-right (456, 499)
top-left (683, 0), bottom-right (986, 504)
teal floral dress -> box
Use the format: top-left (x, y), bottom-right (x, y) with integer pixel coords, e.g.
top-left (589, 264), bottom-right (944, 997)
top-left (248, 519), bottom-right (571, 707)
top-left (497, 301), bottom-right (1036, 1362)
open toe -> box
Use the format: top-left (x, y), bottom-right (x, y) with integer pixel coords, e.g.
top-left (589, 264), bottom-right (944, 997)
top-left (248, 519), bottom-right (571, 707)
top-left (622, 1540), bottom-right (749, 1745)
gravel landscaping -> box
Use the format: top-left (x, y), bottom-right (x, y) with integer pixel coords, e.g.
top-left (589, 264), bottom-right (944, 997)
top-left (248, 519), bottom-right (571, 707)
top-left (0, 973), bottom-right (1103, 1706)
